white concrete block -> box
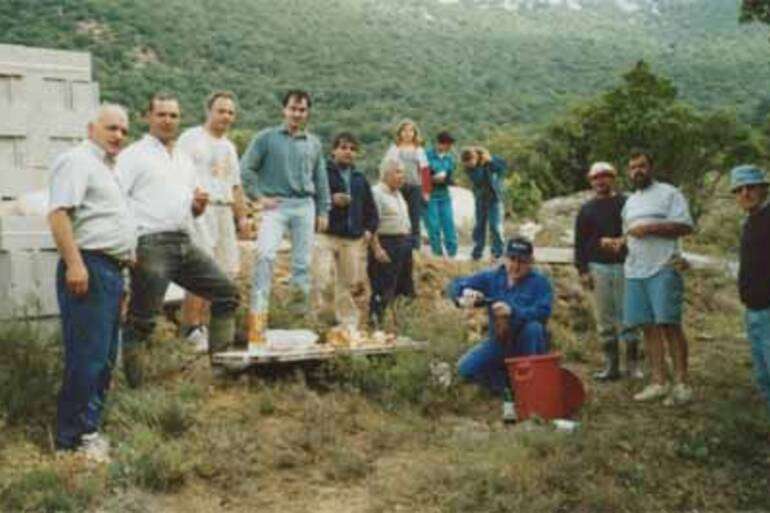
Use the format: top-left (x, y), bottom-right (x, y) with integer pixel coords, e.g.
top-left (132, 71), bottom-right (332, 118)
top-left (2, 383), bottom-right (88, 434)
top-left (0, 215), bottom-right (54, 251)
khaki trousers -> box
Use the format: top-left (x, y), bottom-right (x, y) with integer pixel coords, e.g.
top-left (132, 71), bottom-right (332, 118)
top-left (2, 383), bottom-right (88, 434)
top-left (312, 234), bottom-right (365, 328)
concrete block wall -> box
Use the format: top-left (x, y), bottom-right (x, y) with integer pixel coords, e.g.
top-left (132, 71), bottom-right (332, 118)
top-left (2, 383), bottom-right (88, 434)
top-left (0, 44), bottom-right (99, 199)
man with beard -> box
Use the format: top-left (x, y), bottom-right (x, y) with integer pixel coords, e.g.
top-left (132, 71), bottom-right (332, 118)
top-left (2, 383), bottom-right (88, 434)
top-left (607, 149), bottom-right (694, 405)
top-left (575, 162), bottom-right (642, 381)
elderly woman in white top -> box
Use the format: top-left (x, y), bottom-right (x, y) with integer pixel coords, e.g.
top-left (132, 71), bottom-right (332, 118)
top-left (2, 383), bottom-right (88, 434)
top-left (384, 119), bottom-right (431, 253)
top-left (368, 158), bottom-right (414, 326)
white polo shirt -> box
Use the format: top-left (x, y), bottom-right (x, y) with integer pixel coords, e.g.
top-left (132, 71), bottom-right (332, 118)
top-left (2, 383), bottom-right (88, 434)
top-left (48, 140), bottom-right (136, 259)
top-left (116, 134), bottom-right (199, 237)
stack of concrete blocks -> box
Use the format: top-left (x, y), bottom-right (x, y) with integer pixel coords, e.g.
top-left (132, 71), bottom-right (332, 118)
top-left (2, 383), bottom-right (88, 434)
top-left (0, 44), bottom-right (99, 319)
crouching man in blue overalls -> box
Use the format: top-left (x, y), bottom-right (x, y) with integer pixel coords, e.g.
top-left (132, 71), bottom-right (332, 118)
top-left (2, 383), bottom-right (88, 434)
top-left (449, 237), bottom-right (553, 400)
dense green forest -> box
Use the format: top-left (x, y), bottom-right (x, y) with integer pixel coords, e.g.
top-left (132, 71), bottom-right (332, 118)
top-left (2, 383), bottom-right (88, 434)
top-left (2, 0), bottom-right (769, 207)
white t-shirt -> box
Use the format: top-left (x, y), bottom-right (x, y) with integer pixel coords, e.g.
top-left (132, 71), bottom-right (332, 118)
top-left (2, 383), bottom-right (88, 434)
top-left (622, 180), bottom-right (693, 279)
top-left (116, 134), bottom-right (198, 237)
top-left (177, 126), bottom-right (241, 203)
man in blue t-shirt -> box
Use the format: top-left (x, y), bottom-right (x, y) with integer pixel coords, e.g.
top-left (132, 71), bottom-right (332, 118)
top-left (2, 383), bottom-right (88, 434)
top-left (448, 237), bottom-right (552, 395)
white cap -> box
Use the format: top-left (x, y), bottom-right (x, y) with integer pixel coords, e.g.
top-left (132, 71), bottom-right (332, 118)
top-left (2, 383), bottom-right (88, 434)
top-left (587, 161), bottom-right (617, 178)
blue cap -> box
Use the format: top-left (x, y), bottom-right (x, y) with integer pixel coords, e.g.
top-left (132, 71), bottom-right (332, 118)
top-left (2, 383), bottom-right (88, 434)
top-left (730, 165), bottom-right (768, 192)
top-left (505, 237), bottom-right (533, 259)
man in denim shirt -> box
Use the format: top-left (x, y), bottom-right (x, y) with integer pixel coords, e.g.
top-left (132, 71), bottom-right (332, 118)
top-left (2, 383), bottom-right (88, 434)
top-left (462, 147), bottom-right (508, 261)
top-left (240, 90), bottom-right (331, 342)
top-left (731, 165), bottom-right (770, 415)
top-left (448, 237), bottom-right (552, 394)
top-left (424, 131), bottom-right (458, 258)
top-left (312, 132), bottom-right (378, 330)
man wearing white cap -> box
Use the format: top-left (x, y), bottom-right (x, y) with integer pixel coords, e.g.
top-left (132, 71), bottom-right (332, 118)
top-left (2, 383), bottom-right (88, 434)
top-left (575, 162), bottom-right (642, 382)
top-left (731, 164), bottom-right (770, 414)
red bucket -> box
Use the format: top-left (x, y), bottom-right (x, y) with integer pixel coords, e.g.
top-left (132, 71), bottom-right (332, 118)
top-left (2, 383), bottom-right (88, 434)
top-left (505, 352), bottom-right (565, 421)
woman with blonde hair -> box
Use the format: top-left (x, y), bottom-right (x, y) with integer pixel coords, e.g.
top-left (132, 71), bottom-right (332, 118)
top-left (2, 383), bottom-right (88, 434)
top-left (384, 119), bottom-right (431, 253)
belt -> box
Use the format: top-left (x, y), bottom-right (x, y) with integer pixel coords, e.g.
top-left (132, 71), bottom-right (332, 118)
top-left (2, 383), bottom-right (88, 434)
top-left (80, 249), bottom-right (131, 269)
top-left (378, 233), bottom-right (409, 239)
top-left (138, 231), bottom-right (189, 244)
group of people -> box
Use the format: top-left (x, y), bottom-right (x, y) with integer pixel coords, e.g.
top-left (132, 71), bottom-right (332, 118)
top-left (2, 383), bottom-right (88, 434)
top-left (47, 86), bottom-right (769, 463)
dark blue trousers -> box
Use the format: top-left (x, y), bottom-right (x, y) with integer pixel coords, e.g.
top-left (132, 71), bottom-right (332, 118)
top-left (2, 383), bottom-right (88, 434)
top-left (56, 252), bottom-right (123, 449)
top-left (457, 321), bottom-right (547, 395)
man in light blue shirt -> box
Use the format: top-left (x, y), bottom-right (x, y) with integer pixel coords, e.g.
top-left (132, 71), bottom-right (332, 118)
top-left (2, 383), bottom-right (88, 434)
top-left (240, 90), bottom-right (330, 342)
top-left (608, 149), bottom-right (694, 405)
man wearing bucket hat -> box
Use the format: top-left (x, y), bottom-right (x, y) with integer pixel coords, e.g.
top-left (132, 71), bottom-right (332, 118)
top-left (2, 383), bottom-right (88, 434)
top-left (448, 236), bottom-right (553, 398)
top-left (731, 164), bottom-right (770, 414)
top-left (575, 162), bottom-right (642, 381)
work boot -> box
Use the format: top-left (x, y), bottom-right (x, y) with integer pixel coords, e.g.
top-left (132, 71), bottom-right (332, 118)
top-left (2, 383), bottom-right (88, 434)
top-left (625, 341), bottom-right (644, 380)
top-left (122, 346), bottom-right (145, 389)
top-left (246, 310), bottom-right (267, 350)
top-left (208, 314), bottom-right (236, 357)
top-left (593, 340), bottom-right (621, 381)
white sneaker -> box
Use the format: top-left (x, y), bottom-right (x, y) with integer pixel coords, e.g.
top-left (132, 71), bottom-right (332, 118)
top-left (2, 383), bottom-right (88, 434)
top-left (78, 432), bottom-right (110, 463)
top-left (663, 383), bottom-right (693, 406)
top-left (502, 401), bottom-right (517, 423)
top-left (633, 383), bottom-right (669, 402)
top-left (186, 326), bottom-right (209, 353)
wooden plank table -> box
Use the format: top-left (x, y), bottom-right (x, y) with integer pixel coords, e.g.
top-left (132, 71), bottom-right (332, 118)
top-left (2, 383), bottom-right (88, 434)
top-left (212, 330), bottom-right (427, 371)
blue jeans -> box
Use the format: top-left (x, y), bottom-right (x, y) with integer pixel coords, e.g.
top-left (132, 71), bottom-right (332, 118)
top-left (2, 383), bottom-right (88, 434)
top-left (746, 308), bottom-right (770, 413)
top-left (457, 321), bottom-right (547, 395)
top-left (56, 253), bottom-right (123, 449)
top-left (472, 197), bottom-right (504, 260)
top-left (589, 263), bottom-right (639, 344)
top-left (424, 194), bottom-right (458, 257)
top-left (251, 197), bottom-right (315, 311)
top-left (124, 232), bottom-right (239, 353)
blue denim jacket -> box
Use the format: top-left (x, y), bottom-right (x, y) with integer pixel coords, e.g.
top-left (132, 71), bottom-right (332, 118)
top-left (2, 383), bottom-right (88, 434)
top-left (326, 159), bottom-right (379, 239)
top-left (466, 155), bottom-right (508, 201)
top-left (449, 266), bottom-right (552, 339)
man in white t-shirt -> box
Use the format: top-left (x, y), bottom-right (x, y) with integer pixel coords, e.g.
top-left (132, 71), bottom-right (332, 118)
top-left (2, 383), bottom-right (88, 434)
top-left (117, 92), bottom-right (239, 387)
top-left (177, 91), bottom-right (249, 352)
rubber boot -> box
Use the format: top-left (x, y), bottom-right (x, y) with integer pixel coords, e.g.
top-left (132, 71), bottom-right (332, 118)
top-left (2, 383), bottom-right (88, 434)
top-left (208, 313), bottom-right (235, 357)
top-left (625, 340), bottom-right (644, 380)
top-left (593, 340), bottom-right (621, 381)
top-left (122, 346), bottom-right (145, 389)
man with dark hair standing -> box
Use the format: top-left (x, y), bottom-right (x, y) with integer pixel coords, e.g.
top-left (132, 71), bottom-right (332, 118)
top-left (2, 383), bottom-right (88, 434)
top-left (575, 162), bottom-right (642, 381)
top-left (610, 149), bottom-right (694, 405)
top-left (240, 90), bottom-right (330, 345)
top-left (117, 92), bottom-right (240, 387)
top-left (424, 131), bottom-right (458, 258)
top-left (49, 104), bottom-right (134, 462)
top-left (731, 165), bottom-right (770, 415)
top-left (312, 132), bottom-right (378, 330)
top-left (178, 91), bottom-right (249, 352)
top-left (448, 237), bottom-right (552, 395)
